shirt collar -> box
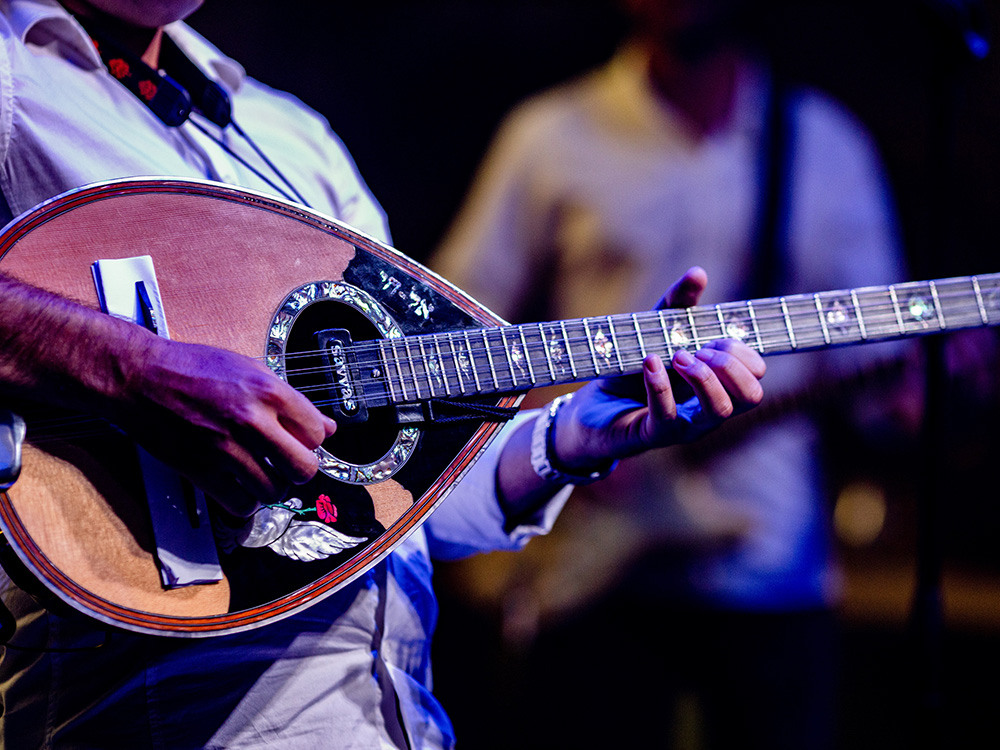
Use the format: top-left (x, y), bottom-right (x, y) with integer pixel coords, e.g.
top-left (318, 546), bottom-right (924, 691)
top-left (8, 0), bottom-right (101, 68)
top-left (165, 21), bottom-right (246, 94)
top-left (8, 0), bottom-right (246, 93)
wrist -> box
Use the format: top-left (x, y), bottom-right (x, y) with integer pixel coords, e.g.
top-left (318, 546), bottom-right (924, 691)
top-left (90, 317), bottom-right (160, 422)
top-left (530, 394), bottom-right (617, 485)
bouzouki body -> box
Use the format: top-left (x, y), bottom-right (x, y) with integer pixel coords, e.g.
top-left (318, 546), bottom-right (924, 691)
top-left (3, 178), bottom-right (1000, 638)
top-left (0, 178), bottom-right (518, 636)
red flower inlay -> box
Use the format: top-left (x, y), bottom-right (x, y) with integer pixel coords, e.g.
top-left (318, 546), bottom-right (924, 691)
top-left (108, 58), bottom-right (130, 79)
top-left (316, 494), bottom-right (337, 524)
top-left (138, 79), bottom-right (158, 101)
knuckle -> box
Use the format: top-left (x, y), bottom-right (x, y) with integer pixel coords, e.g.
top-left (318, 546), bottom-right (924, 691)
top-left (307, 420), bottom-right (329, 449)
top-left (284, 447), bottom-right (319, 484)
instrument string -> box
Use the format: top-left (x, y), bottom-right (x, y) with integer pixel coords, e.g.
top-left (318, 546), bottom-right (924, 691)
top-left (274, 291), bottom-right (987, 376)
top-left (18, 284), bottom-right (995, 440)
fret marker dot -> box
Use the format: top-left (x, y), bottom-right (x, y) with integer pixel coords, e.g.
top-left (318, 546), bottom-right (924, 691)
top-left (826, 302), bottom-right (848, 327)
top-left (594, 329), bottom-right (614, 360)
top-left (725, 318), bottom-right (749, 340)
top-left (908, 296), bottom-right (931, 321)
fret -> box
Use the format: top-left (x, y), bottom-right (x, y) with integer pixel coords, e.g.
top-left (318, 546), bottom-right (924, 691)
top-left (563, 319), bottom-right (598, 379)
top-left (973, 277), bottom-right (989, 325)
top-left (929, 281), bottom-right (946, 329)
top-left (499, 327), bottom-right (519, 388)
top-left (412, 337), bottom-right (431, 397)
top-left (632, 313), bottom-right (647, 359)
top-left (353, 341), bottom-right (391, 409)
top-left (657, 310), bottom-right (675, 359)
top-left (481, 329), bottom-right (500, 391)
top-left (446, 332), bottom-right (466, 393)
top-left (431, 336), bottom-right (451, 396)
top-left (663, 309), bottom-right (695, 353)
top-left (888, 286), bottom-right (906, 335)
top-left (458, 331), bottom-right (480, 394)
top-left (403, 338), bottom-right (422, 399)
top-left (746, 301), bottom-right (764, 353)
top-left (715, 301), bottom-right (754, 346)
top-left (897, 281), bottom-right (939, 335)
top-left (689, 305), bottom-right (724, 347)
top-left (538, 324), bottom-right (562, 383)
top-left (634, 312), bottom-right (668, 361)
top-left (615, 314), bottom-right (644, 371)
top-left (389, 338), bottom-right (409, 401)
top-left (686, 308), bottom-right (701, 349)
top-left (781, 294), bottom-right (826, 349)
top-left (582, 318), bottom-right (602, 374)
top-left (414, 337), bottom-right (434, 398)
top-left (548, 322), bottom-right (575, 380)
top-left (852, 287), bottom-right (898, 341)
top-left (780, 297), bottom-right (797, 349)
top-left (849, 290), bottom-right (868, 340)
top-left (974, 274), bottom-right (1000, 325)
top-left (715, 304), bottom-right (727, 339)
top-left (462, 330), bottom-right (483, 392)
top-left (517, 326), bottom-right (537, 385)
top-left (749, 299), bottom-right (791, 354)
top-left (377, 340), bottom-right (398, 403)
top-left (488, 327), bottom-right (518, 391)
top-left (518, 324), bottom-right (550, 386)
top-left (537, 323), bottom-right (554, 381)
top-left (813, 294), bottom-right (832, 345)
top-left (559, 321), bottom-right (578, 379)
top-left (813, 291), bottom-right (862, 346)
top-left (934, 277), bottom-right (986, 330)
top-left (606, 316), bottom-right (625, 372)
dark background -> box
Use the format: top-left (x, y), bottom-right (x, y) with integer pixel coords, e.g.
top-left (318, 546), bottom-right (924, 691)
top-left (189, 2), bottom-right (1000, 748)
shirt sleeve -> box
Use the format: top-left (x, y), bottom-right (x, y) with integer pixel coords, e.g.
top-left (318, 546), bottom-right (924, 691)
top-left (423, 410), bottom-right (572, 560)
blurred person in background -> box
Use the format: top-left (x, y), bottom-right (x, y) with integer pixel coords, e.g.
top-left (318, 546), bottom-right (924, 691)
top-left (432, 0), bottom-right (917, 747)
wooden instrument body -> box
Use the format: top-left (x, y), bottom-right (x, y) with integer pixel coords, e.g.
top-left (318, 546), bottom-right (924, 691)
top-left (0, 179), bottom-right (517, 636)
top-left (6, 179), bottom-right (1000, 638)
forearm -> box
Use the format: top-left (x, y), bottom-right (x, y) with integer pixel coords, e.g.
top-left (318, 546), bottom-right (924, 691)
top-left (495, 398), bottom-right (612, 527)
top-left (0, 271), bottom-right (335, 515)
top-left (0, 272), bottom-right (150, 419)
top-left (495, 415), bottom-right (558, 526)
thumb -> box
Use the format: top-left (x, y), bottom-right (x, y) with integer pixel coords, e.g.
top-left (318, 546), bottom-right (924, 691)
top-left (657, 266), bottom-right (708, 310)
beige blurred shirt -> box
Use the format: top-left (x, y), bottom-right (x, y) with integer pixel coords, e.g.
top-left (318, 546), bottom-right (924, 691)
top-left (433, 43), bottom-right (906, 614)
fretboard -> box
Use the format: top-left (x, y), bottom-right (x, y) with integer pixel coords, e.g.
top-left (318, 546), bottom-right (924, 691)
top-left (352, 272), bottom-right (1000, 406)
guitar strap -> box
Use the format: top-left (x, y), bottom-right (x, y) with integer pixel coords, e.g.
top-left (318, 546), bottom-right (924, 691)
top-left (76, 14), bottom-right (311, 208)
top-left (76, 15), bottom-right (228, 128)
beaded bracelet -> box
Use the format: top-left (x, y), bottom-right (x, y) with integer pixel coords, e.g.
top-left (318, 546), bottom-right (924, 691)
top-left (529, 393), bottom-right (618, 485)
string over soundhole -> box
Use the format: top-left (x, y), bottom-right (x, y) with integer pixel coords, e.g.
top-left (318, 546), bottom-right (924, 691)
top-left (266, 281), bottom-right (419, 485)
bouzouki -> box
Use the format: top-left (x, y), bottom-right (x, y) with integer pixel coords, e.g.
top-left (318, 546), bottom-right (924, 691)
top-left (0, 178), bottom-right (996, 637)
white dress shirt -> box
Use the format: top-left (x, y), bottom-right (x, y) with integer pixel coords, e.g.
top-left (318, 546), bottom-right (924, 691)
top-left (0, 2), bottom-right (568, 747)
